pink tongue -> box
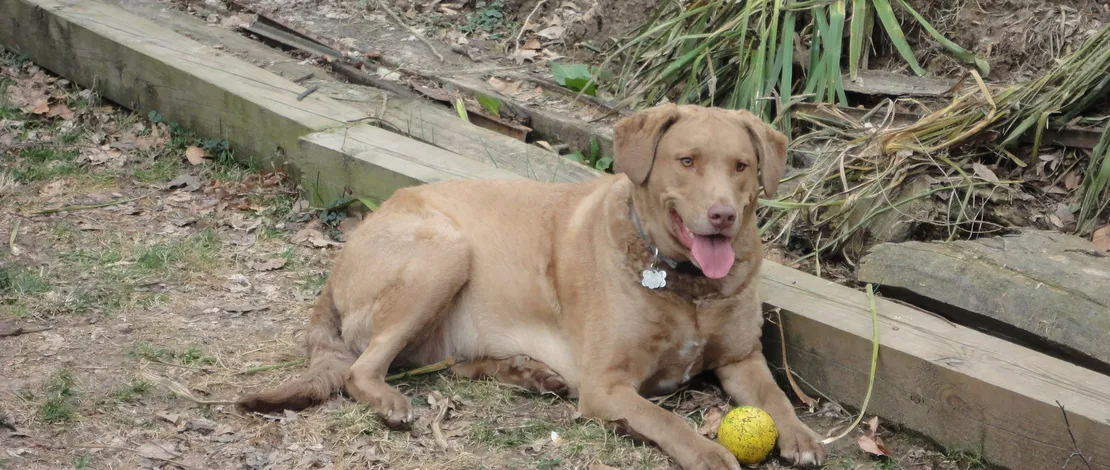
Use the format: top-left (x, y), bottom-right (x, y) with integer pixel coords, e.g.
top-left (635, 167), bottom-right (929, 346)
top-left (691, 235), bottom-right (735, 279)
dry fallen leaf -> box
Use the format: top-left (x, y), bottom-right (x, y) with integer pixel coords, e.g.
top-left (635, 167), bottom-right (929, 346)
top-left (137, 441), bottom-right (182, 461)
top-left (1093, 225), bottom-right (1110, 252)
top-left (84, 146), bottom-right (126, 167)
top-left (250, 258), bottom-right (287, 272)
top-left (185, 146), bottom-right (211, 165)
top-left (698, 407), bottom-right (726, 438)
top-left (509, 49), bottom-right (540, 65)
top-left (521, 37), bottom-right (542, 50)
top-left (856, 416), bottom-right (892, 457)
top-left (46, 104), bottom-right (75, 120)
top-left (971, 162), bottom-right (999, 183)
top-left (292, 227), bottom-right (341, 248)
top-left (536, 25), bottom-right (566, 40)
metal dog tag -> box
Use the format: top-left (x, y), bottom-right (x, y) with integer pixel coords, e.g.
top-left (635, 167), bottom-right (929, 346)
top-left (641, 268), bottom-right (667, 289)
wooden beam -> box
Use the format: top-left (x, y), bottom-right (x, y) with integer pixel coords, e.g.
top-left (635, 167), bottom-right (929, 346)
top-left (297, 125), bottom-right (522, 206)
top-left (760, 260), bottom-right (1110, 470)
top-left (0, 0), bottom-right (579, 206)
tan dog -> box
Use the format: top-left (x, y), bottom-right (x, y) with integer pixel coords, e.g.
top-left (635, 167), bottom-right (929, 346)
top-left (238, 104), bottom-right (825, 469)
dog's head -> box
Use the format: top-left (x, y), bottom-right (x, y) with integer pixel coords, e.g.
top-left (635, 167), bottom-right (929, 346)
top-left (613, 103), bottom-right (787, 279)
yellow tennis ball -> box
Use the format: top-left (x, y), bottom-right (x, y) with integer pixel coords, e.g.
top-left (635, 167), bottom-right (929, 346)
top-left (716, 406), bottom-right (778, 465)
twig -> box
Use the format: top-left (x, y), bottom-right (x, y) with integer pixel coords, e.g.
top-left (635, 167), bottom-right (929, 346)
top-left (821, 284), bottom-right (882, 445)
top-left (32, 189), bottom-right (159, 216)
top-left (241, 359), bottom-right (306, 375)
top-left (142, 373), bottom-right (237, 405)
top-left (296, 86), bottom-right (319, 101)
top-left (513, 0), bottom-right (547, 56)
top-left (385, 357), bottom-right (457, 382)
top-left (1056, 400), bottom-right (1095, 470)
top-left (772, 308), bottom-right (818, 410)
top-left (376, 0), bottom-right (444, 63)
top-left (70, 444), bottom-right (197, 470)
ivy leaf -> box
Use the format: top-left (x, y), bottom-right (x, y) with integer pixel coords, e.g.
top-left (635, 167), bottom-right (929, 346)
top-left (551, 63), bottom-right (597, 96)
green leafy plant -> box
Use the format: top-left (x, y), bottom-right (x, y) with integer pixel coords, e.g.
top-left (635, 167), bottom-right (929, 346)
top-left (564, 137), bottom-right (613, 172)
top-left (605, 0), bottom-right (988, 121)
top-left (462, 0), bottom-right (506, 35)
top-left (551, 63), bottom-right (598, 96)
top-left (477, 95), bottom-right (502, 118)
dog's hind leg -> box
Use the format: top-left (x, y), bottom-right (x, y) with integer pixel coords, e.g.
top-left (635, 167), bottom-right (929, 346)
top-left (341, 221), bottom-right (472, 429)
top-left (452, 356), bottom-right (571, 397)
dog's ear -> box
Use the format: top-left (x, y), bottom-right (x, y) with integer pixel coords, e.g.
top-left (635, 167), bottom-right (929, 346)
top-left (731, 109), bottom-right (787, 198)
top-left (613, 103), bottom-right (681, 185)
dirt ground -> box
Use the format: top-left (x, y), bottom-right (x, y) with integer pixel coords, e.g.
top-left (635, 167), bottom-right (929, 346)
top-left (0, 55), bottom-right (995, 469)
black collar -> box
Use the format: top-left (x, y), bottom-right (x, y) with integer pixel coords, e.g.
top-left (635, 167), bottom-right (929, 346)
top-left (629, 202), bottom-right (704, 277)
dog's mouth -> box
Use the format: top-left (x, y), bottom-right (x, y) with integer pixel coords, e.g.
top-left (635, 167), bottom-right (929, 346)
top-left (669, 209), bottom-right (735, 279)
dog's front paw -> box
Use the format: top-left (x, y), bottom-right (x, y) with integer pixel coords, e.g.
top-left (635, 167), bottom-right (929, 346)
top-left (777, 421), bottom-right (825, 467)
top-left (345, 375), bottom-right (413, 429)
top-left (675, 439), bottom-right (742, 470)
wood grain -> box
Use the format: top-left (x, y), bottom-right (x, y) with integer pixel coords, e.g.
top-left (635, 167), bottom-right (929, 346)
top-left (760, 260), bottom-right (1110, 470)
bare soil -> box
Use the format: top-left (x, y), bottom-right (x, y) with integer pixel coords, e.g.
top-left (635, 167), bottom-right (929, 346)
top-left (900, 0), bottom-right (1109, 80)
top-left (0, 56), bottom-right (990, 469)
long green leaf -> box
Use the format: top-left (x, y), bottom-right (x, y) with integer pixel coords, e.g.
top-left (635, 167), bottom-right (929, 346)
top-left (848, 0), bottom-right (870, 80)
top-left (827, 0), bottom-right (848, 104)
top-left (893, 0), bottom-right (989, 75)
top-left (872, 0), bottom-right (926, 75)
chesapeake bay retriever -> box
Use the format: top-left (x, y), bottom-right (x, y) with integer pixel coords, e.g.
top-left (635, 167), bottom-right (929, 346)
top-left (238, 103), bottom-right (825, 469)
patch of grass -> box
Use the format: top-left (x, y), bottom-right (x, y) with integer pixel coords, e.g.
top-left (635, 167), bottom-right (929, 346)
top-left (946, 448), bottom-right (989, 470)
top-left (0, 106), bottom-right (20, 120)
top-left (136, 229), bottom-right (219, 271)
top-left (0, 266), bottom-right (51, 297)
top-left (10, 145), bottom-right (81, 182)
top-left (105, 380), bottom-right (152, 405)
top-left (73, 455), bottom-right (93, 470)
top-left (331, 403), bottom-right (385, 436)
top-left (470, 418), bottom-right (558, 448)
top-left (131, 156), bottom-right (179, 183)
top-left (39, 369), bottom-right (79, 424)
top-left (64, 286), bottom-right (127, 315)
top-left (128, 342), bottom-right (216, 366)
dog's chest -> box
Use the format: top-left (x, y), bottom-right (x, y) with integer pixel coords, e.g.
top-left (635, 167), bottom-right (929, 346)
top-left (641, 333), bottom-right (709, 396)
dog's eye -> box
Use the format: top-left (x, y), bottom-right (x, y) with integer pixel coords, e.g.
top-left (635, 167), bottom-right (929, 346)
top-left (679, 157), bottom-right (694, 167)
top-left (735, 161), bottom-right (749, 172)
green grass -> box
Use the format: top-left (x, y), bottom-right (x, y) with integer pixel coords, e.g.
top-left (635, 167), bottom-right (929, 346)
top-left (136, 229), bottom-right (219, 271)
top-left (10, 146), bottom-right (81, 182)
top-left (470, 418), bottom-right (558, 448)
top-left (104, 380), bottom-right (152, 405)
top-left (330, 403), bottom-right (386, 436)
top-left (946, 448), bottom-right (989, 470)
top-left (128, 342), bottom-right (216, 366)
top-left (39, 369), bottom-right (79, 424)
top-left (0, 106), bottom-right (20, 120)
top-left (0, 266), bottom-right (51, 297)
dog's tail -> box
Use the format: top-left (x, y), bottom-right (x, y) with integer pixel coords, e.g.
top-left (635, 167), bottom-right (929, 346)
top-left (237, 285), bottom-right (354, 412)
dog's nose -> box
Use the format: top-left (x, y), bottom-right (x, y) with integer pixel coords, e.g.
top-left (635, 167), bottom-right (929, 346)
top-left (707, 204), bottom-right (736, 230)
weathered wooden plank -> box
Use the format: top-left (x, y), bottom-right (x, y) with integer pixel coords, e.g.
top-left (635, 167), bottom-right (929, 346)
top-left (857, 230), bottom-right (1110, 371)
top-left (298, 125), bottom-right (522, 206)
top-left (760, 260), bottom-right (1110, 470)
top-left (842, 69), bottom-right (957, 97)
top-left (0, 0), bottom-right (577, 206)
